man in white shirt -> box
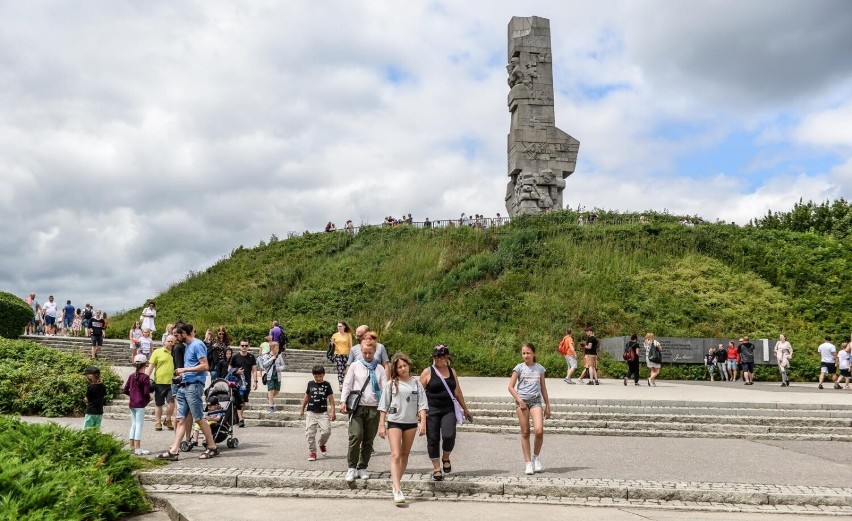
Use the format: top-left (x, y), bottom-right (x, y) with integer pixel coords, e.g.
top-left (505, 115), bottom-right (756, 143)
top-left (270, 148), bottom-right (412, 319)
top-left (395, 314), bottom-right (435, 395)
top-left (817, 336), bottom-right (840, 390)
top-left (42, 295), bottom-right (57, 336)
top-left (340, 339), bottom-right (387, 482)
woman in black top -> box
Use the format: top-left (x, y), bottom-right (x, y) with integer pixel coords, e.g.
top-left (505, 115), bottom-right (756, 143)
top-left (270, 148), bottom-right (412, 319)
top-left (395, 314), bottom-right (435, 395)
top-left (623, 334), bottom-right (642, 386)
top-left (419, 344), bottom-right (472, 481)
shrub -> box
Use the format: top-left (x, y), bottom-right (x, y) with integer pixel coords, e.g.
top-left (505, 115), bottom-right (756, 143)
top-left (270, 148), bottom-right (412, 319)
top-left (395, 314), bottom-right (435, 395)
top-left (0, 416), bottom-right (150, 520)
top-left (0, 338), bottom-right (121, 416)
top-left (0, 290), bottom-right (32, 339)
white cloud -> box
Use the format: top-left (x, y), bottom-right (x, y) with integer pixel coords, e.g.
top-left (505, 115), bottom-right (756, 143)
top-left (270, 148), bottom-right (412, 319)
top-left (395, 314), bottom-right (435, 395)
top-left (0, 1), bottom-right (850, 312)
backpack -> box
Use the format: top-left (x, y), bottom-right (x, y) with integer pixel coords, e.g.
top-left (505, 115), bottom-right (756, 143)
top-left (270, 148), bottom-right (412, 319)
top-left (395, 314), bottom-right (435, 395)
top-left (647, 341), bottom-right (662, 363)
top-left (558, 337), bottom-right (570, 355)
top-left (622, 342), bottom-right (636, 362)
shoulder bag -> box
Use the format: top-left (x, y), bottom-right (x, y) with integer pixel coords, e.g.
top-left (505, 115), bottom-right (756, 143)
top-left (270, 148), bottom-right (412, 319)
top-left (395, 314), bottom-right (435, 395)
top-left (432, 366), bottom-right (464, 425)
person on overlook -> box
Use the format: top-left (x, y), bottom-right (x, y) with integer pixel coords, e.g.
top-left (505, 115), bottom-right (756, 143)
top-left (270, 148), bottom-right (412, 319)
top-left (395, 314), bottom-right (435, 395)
top-left (62, 300), bottom-right (75, 334)
top-left (71, 308), bottom-right (83, 337)
top-left (42, 295), bottom-right (57, 335)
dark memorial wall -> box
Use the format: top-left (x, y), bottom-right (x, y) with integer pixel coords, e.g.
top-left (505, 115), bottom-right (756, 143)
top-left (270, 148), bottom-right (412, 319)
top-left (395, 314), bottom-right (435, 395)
top-left (599, 337), bottom-right (777, 365)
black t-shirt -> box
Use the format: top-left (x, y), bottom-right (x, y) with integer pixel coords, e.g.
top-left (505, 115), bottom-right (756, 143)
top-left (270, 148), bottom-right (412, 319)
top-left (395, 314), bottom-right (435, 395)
top-left (305, 381), bottom-right (334, 413)
top-left (172, 342), bottom-right (186, 370)
top-left (86, 382), bottom-right (106, 414)
top-left (585, 335), bottom-right (599, 355)
top-left (738, 342), bottom-right (756, 363)
top-left (715, 349), bottom-right (727, 363)
top-left (90, 318), bottom-right (106, 336)
top-left (83, 308), bottom-right (93, 320)
top-left (230, 353), bottom-right (257, 385)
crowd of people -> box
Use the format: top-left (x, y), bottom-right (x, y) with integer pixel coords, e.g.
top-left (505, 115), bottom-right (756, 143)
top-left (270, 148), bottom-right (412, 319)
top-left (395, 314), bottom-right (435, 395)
top-left (320, 213), bottom-right (509, 234)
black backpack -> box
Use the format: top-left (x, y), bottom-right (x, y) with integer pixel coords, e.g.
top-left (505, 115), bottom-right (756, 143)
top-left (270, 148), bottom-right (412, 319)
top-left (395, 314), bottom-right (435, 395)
top-left (647, 341), bottom-right (662, 363)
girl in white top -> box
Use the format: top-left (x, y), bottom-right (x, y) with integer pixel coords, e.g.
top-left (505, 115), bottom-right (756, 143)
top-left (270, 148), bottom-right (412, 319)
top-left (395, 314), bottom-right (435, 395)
top-left (129, 321), bottom-right (143, 362)
top-left (507, 343), bottom-right (551, 476)
top-left (378, 353), bottom-right (427, 505)
top-left (773, 334), bottom-right (793, 387)
top-left (141, 302), bottom-right (157, 334)
top-left (838, 342), bottom-right (851, 389)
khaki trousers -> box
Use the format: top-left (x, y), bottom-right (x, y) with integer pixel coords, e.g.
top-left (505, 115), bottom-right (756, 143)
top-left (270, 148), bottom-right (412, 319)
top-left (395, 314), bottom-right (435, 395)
top-left (305, 411), bottom-right (331, 452)
top-left (347, 405), bottom-right (379, 469)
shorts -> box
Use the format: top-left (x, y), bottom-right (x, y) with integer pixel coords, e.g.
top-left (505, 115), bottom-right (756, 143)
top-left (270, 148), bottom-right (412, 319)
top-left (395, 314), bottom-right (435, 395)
top-left (515, 396), bottom-right (542, 410)
top-left (727, 359), bottom-right (737, 369)
top-left (839, 368), bottom-right (851, 378)
top-left (267, 375), bottom-right (281, 392)
top-left (239, 389), bottom-right (251, 403)
top-left (91, 334), bottom-right (104, 346)
top-left (45, 315), bottom-right (56, 326)
top-left (175, 381), bottom-right (205, 421)
top-left (821, 362), bottom-right (836, 374)
top-left (741, 362), bottom-right (754, 373)
top-left (646, 360), bottom-right (661, 369)
top-left (154, 384), bottom-right (173, 406)
top-left (64, 317), bottom-right (73, 328)
top-left (83, 319), bottom-right (90, 328)
top-left (564, 356), bottom-right (577, 369)
top-left (387, 421), bottom-right (418, 431)
top-left (83, 414), bottom-right (103, 429)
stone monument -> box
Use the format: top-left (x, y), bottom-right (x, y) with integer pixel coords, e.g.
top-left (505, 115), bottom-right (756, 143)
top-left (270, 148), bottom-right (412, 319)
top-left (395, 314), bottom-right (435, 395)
top-left (505, 16), bottom-right (580, 217)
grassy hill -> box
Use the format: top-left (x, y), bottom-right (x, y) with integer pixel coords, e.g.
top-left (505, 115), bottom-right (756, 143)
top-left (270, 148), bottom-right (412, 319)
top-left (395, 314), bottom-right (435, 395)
top-left (109, 211), bottom-right (851, 378)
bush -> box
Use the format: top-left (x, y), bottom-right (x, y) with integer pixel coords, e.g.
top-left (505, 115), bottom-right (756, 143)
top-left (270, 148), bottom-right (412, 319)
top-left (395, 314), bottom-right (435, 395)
top-left (0, 291), bottom-right (32, 339)
top-left (0, 416), bottom-right (151, 520)
top-left (0, 339), bottom-right (121, 416)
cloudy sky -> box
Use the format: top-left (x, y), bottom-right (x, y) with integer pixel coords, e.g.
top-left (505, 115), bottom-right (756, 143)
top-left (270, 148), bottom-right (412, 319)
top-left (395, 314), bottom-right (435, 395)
top-left (2, 0), bottom-right (851, 313)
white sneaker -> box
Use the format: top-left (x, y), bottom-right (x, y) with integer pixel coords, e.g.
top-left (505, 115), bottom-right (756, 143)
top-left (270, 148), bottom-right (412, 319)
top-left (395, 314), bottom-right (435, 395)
top-left (345, 468), bottom-right (357, 482)
top-left (358, 469), bottom-right (369, 479)
top-left (136, 448), bottom-right (151, 455)
top-left (533, 455), bottom-right (543, 472)
top-left (393, 489), bottom-right (406, 504)
top-left (524, 462), bottom-right (534, 475)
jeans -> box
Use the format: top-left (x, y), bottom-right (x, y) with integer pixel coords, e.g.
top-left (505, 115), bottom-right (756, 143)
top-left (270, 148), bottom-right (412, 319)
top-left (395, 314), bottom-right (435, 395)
top-left (129, 408), bottom-right (145, 440)
top-left (426, 406), bottom-right (457, 460)
top-left (347, 405), bottom-right (379, 469)
top-left (716, 362), bottom-right (728, 380)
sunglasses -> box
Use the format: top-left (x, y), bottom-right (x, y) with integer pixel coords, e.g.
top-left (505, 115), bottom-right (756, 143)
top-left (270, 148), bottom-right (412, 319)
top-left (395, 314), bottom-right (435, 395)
top-left (366, 336), bottom-right (377, 340)
top-left (239, 344), bottom-right (249, 348)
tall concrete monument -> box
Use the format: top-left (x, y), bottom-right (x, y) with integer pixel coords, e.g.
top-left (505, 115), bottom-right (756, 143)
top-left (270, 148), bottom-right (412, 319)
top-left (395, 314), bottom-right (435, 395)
top-left (505, 16), bottom-right (580, 217)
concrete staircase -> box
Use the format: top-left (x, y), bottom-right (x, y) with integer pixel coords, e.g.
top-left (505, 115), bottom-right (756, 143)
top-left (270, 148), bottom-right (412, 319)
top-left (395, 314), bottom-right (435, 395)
top-left (21, 334), bottom-right (333, 373)
top-left (104, 393), bottom-right (852, 441)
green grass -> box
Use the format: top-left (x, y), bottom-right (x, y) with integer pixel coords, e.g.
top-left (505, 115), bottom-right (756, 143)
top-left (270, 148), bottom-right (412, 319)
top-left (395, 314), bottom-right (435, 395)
top-left (108, 210), bottom-right (851, 379)
top-left (0, 416), bottom-right (151, 520)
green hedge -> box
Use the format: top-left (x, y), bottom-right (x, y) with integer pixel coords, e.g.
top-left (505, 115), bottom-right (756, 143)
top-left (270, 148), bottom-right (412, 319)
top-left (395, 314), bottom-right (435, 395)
top-left (0, 291), bottom-right (32, 339)
top-left (0, 339), bottom-right (121, 416)
top-left (0, 416), bottom-right (150, 520)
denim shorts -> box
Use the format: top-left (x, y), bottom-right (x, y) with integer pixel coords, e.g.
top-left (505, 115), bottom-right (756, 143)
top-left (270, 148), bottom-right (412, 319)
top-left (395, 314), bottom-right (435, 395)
top-left (514, 396), bottom-right (542, 410)
top-left (727, 359), bottom-right (737, 369)
top-left (176, 382), bottom-right (205, 421)
top-left (564, 356), bottom-right (577, 369)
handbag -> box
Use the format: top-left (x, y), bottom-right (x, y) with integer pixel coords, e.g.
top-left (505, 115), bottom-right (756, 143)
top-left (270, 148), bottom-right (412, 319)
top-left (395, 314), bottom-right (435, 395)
top-left (432, 365), bottom-right (464, 425)
top-left (345, 375), bottom-right (372, 418)
top-left (326, 341), bottom-right (335, 362)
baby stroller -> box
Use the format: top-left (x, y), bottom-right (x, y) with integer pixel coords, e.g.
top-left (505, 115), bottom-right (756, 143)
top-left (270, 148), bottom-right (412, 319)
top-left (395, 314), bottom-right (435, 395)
top-left (180, 378), bottom-right (240, 451)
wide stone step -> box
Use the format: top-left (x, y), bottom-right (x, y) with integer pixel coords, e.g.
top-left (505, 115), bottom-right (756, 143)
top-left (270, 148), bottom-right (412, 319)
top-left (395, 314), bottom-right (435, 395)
top-left (139, 468), bottom-right (852, 509)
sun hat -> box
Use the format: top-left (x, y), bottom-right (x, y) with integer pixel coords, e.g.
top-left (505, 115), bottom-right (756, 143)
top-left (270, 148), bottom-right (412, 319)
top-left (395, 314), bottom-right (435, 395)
top-left (133, 354), bottom-right (148, 364)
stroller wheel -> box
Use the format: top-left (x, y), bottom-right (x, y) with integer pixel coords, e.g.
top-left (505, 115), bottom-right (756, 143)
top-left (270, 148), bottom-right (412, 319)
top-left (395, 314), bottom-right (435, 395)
top-left (180, 441), bottom-right (192, 452)
top-left (230, 438), bottom-right (239, 448)
top-left (226, 439), bottom-right (234, 448)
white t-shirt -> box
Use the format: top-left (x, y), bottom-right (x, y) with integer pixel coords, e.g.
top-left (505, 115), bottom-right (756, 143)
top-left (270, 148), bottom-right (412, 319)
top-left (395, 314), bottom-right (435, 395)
top-left (818, 342), bottom-right (837, 364)
top-left (513, 363), bottom-right (546, 400)
top-left (378, 378), bottom-right (428, 424)
top-left (839, 350), bottom-right (851, 370)
top-left (42, 300), bottom-right (57, 317)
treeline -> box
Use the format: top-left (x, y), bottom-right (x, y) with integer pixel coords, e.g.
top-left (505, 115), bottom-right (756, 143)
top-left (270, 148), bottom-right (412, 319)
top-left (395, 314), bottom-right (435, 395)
top-left (750, 198), bottom-right (852, 240)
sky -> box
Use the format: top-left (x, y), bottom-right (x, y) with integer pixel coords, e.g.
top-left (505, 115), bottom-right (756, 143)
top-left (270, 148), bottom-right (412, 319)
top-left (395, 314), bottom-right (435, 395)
top-left (2, 0), bottom-right (851, 313)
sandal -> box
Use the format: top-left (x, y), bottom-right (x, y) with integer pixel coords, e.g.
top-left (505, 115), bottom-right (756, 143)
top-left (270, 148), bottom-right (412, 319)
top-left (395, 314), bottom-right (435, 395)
top-left (442, 459), bottom-right (451, 473)
top-left (156, 450), bottom-right (179, 461)
top-left (198, 447), bottom-right (220, 460)
top-left (432, 470), bottom-right (443, 481)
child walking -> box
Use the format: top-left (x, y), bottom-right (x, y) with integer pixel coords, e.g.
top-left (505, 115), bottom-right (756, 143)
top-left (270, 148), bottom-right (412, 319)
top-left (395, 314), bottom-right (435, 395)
top-left (378, 353), bottom-right (427, 504)
top-left (83, 366), bottom-right (106, 429)
top-left (124, 354), bottom-right (153, 455)
top-left (299, 365), bottom-right (335, 461)
top-left (138, 328), bottom-right (154, 361)
top-left (508, 343), bottom-right (551, 475)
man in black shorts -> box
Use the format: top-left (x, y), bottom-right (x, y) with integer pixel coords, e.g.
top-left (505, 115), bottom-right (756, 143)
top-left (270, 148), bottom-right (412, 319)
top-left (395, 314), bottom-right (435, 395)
top-left (230, 339), bottom-right (258, 428)
top-left (738, 336), bottom-right (756, 385)
top-left (89, 311), bottom-right (106, 360)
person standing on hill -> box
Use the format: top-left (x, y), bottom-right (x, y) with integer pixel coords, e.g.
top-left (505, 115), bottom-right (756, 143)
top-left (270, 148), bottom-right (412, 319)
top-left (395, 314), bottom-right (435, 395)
top-left (623, 334), bottom-right (641, 386)
top-left (141, 301), bottom-right (157, 335)
top-left (558, 328), bottom-right (577, 384)
top-left (817, 336), bottom-right (840, 390)
top-left (331, 321), bottom-right (353, 391)
top-left (644, 332), bottom-right (662, 386)
top-left (774, 334), bottom-right (793, 387)
top-left (738, 336), bottom-right (756, 385)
